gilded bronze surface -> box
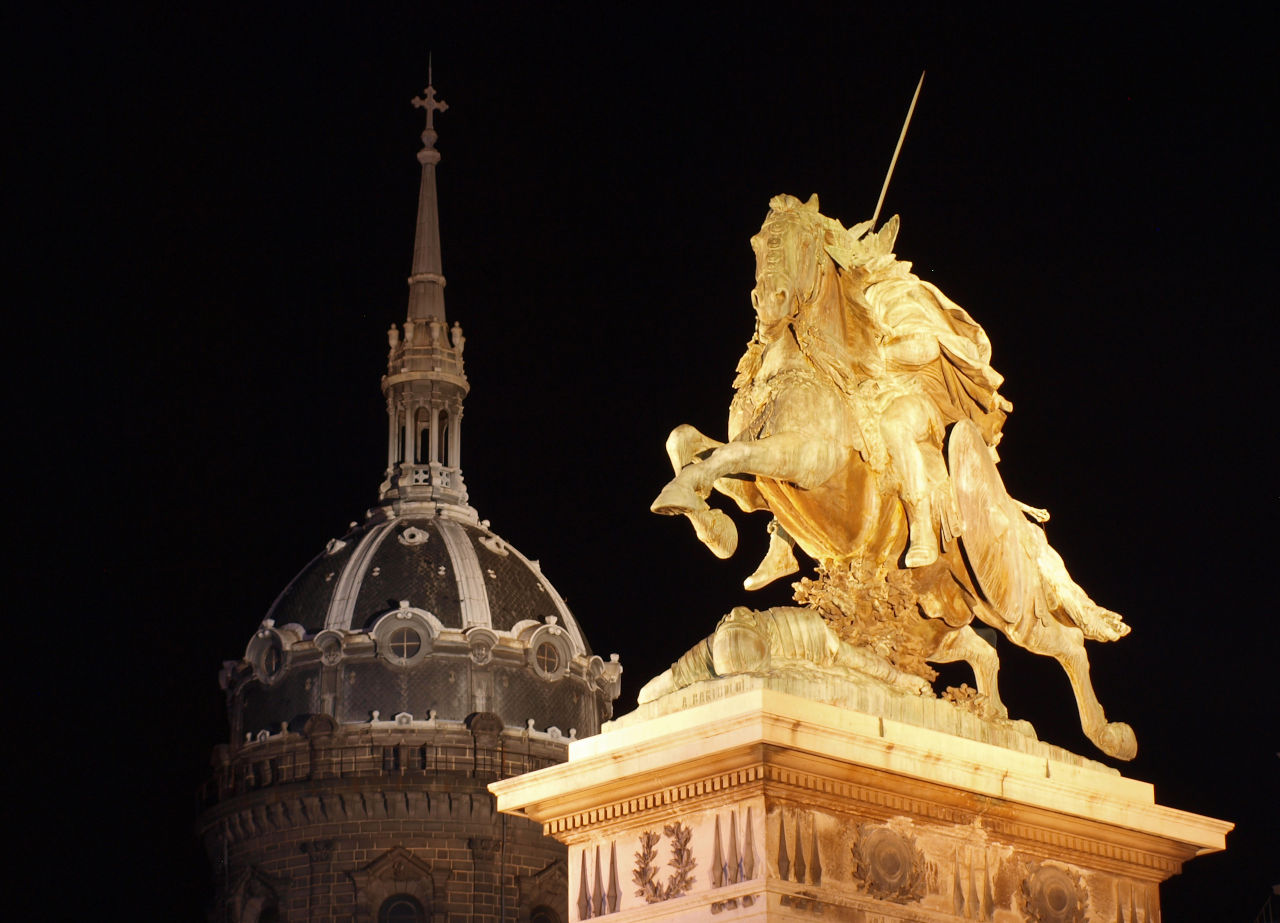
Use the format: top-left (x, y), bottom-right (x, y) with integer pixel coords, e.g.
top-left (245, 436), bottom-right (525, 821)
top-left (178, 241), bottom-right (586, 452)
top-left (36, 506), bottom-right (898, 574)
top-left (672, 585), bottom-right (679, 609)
top-left (650, 195), bottom-right (1134, 760)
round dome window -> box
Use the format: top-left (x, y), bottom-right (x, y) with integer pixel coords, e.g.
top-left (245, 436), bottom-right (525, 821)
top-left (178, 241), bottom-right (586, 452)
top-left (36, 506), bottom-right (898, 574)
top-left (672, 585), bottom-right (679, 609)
top-left (371, 607), bottom-right (437, 668)
top-left (388, 627), bottom-right (422, 663)
top-left (262, 642), bottom-right (284, 677)
top-left (527, 627), bottom-right (570, 681)
top-left (246, 628), bottom-right (288, 684)
top-left (534, 641), bottom-right (560, 675)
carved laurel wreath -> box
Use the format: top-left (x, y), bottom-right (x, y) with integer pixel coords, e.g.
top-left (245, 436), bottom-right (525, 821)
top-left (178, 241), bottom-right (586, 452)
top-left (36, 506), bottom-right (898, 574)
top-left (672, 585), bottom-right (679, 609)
top-left (851, 825), bottom-right (931, 904)
top-left (633, 823), bottom-right (697, 903)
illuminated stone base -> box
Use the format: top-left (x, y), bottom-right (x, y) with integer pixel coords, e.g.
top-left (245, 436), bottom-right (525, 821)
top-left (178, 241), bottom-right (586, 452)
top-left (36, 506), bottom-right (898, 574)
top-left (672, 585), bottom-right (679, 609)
top-left (491, 682), bottom-right (1230, 921)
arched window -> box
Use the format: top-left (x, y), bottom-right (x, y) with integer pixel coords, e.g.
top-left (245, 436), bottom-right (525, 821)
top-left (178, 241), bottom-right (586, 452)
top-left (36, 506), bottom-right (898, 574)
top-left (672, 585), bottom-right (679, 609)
top-left (437, 410), bottom-right (450, 465)
top-left (530, 907), bottom-right (561, 923)
top-left (415, 407), bottom-right (431, 464)
top-left (378, 894), bottom-right (425, 923)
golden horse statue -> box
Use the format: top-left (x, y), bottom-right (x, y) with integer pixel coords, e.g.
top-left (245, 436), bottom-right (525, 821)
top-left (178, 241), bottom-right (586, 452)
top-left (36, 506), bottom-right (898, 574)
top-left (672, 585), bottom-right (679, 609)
top-left (650, 194), bottom-right (1136, 760)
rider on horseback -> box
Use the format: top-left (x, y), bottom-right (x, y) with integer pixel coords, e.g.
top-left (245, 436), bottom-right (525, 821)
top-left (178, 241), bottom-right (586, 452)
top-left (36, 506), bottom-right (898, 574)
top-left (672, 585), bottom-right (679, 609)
top-left (743, 198), bottom-right (1013, 579)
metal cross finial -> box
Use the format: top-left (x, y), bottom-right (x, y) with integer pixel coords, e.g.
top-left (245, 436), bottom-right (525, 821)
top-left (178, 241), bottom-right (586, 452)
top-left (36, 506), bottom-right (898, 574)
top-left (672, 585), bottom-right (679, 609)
top-left (411, 84), bottom-right (448, 132)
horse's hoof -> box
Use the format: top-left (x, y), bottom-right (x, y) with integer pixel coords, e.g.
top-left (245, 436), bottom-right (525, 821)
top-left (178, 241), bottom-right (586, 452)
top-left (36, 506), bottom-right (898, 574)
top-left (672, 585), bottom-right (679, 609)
top-left (1095, 721), bottom-right (1138, 761)
top-left (651, 481), bottom-right (706, 515)
top-left (904, 541), bottom-right (938, 568)
top-left (692, 509), bottom-right (738, 559)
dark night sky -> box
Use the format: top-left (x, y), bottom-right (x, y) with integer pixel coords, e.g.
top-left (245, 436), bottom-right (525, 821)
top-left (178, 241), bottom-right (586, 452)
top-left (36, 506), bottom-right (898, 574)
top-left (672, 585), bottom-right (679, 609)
top-left (25, 4), bottom-right (1275, 919)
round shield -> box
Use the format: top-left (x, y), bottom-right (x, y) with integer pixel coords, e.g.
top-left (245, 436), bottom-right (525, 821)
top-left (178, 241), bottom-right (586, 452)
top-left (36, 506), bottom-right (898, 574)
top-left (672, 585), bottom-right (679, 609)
top-left (947, 420), bottom-right (1035, 623)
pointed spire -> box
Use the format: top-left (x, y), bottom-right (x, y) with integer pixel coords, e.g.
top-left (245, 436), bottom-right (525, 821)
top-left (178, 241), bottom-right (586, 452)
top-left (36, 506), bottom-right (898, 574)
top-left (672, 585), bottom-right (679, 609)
top-left (407, 79), bottom-right (448, 323)
top-left (379, 74), bottom-right (473, 514)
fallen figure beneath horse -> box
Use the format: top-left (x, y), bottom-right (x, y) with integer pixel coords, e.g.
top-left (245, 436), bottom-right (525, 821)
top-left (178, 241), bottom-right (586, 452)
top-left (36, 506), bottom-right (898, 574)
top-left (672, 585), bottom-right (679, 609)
top-left (649, 194), bottom-right (1136, 761)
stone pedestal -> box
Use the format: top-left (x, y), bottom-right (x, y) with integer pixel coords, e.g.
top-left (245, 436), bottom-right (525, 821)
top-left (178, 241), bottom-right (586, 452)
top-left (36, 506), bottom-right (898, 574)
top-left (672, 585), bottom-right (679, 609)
top-left (491, 678), bottom-right (1230, 921)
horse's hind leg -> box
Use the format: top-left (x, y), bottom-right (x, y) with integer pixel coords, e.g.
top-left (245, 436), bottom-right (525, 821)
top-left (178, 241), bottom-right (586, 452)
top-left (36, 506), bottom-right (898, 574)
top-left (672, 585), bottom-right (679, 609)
top-left (1025, 621), bottom-right (1137, 760)
top-left (1060, 636), bottom-right (1137, 760)
top-left (930, 625), bottom-right (1008, 720)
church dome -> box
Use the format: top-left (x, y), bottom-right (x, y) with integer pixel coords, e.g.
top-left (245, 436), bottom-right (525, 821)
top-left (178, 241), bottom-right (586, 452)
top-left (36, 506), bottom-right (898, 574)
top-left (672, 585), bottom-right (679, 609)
top-left (223, 506), bottom-right (620, 740)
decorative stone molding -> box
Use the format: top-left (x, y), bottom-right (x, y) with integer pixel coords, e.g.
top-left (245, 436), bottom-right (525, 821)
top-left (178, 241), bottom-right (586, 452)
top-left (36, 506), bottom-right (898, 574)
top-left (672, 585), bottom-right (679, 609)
top-left (711, 808), bottom-right (757, 889)
top-left (314, 629), bottom-right (345, 666)
top-left (541, 766), bottom-right (763, 837)
top-left (492, 689), bottom-right (1229, 920)
top-left (397, 525), bottom-right (430, 546)
top-left (519, 860), bottom-right (569, 921)
top-left (466, 626), bottom-right (498, 665)
top-left (577, 842), bottom-right (621, 917)
top-left (225, 865), bottom-right (285, 923)
top-left (950, 844), bottom-right (999, 919)
top-left (349, 846), bottom-right (435, 923)
top-left (775, 808), bottom-right (822, 886)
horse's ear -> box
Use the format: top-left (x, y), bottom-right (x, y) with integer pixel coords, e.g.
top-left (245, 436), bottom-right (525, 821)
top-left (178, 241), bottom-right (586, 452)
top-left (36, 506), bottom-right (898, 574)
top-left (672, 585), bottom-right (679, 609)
top-left (804, 193), bottom-right (820, 211)
top-left (877, 214), bottom-right (901, 253)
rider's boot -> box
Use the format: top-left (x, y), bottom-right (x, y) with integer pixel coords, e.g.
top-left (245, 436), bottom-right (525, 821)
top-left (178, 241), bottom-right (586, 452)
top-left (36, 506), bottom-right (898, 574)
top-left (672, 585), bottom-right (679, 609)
top-left (744, 520), bottom-right (799, 590)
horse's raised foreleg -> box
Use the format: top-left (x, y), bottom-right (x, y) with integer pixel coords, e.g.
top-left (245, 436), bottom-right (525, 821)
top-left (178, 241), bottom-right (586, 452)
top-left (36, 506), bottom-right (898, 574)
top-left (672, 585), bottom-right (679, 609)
top-left (929, 625), bottom-right (1008, 720)
top-left (664, 423), bottom-right (724, 475)
top-left (657, 431), bottom-right (842, 503)
top-left (653, 431), bottom-right (840, 559)
top-left (664, 423), bottom-right (772, 512)
top-left (656, 424), bottom-right (740, 558)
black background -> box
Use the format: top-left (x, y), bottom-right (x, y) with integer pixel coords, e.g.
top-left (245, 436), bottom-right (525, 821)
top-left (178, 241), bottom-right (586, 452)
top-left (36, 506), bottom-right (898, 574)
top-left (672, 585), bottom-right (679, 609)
top-left (21, 3), bottom-right (1274, 919)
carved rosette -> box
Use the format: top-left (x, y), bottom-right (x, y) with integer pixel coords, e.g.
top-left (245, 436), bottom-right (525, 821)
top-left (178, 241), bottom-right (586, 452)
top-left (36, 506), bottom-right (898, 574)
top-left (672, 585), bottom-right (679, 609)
top-left (1018, 863), bottom-right (1089, 923)
top-left (851, 825), bottom-right (933, 904)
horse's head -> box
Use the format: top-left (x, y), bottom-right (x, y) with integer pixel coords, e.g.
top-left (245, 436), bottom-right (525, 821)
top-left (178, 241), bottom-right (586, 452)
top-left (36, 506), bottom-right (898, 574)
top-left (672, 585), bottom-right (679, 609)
top-left (750, 194), bottom-right (832, 330)
top-left (750, 195), bottom-right (903, 334)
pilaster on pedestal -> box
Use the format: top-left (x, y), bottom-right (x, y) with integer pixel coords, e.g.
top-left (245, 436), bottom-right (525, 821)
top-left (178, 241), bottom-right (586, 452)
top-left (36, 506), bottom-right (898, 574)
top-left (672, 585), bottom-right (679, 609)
top-left (491, 679), bottom-right (1230, 921)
